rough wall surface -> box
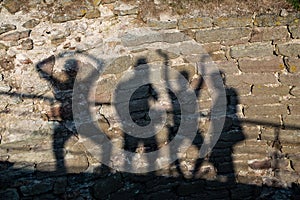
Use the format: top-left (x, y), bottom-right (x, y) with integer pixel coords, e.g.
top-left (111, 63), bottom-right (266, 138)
top-left (0, 0), bottom-right (300, 199)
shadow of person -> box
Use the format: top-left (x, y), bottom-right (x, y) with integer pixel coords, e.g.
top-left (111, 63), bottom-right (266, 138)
top-left (193, 70), bottom-right (245, 186)
top-left (36, 57), bottom-right (79, 174)
top-left (115, 57), bottom-right (161, 172)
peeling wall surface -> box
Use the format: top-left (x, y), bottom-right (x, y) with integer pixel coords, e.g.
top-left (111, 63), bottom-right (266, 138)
top-left (1, 0), bottom-right (300, 199)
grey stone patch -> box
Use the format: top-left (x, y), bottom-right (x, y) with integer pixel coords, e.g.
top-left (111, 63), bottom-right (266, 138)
top-left (147, 19), bottom-right (178, 30)
top-left (20, 38), bottom-right (34, 50)
top-left (230, 42), bottom-right (274, 58)
top-left (121, 28), bottom-right (189, 47)
top-left (254, 14), bottom-right (300, 27)
top-left (167, 40), bottom-right (207, 56)
top-left (0, 30), bottom-right (31, 42)
top-left (277, 42), bottom-right (300, 57)
top-left (103, 55), bottom-right (133, 75)
top-left (195, 27), bottom-right (251, 43)
top-left (22, 19), bottom-right (40, 29)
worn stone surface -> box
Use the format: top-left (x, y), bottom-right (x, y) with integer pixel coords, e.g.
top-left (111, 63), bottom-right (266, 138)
top-left (230, 42), bottom-right (274, 58)
top-left (290, 25), bottom-right (300, 39)
top-left (2, 0), bottom-right (21, 14)
top-left (85, 8), bottom-right (101, 19)
top-left (22, 19), bottom-right (40, 29)
top-left (0, 24), bottom-right (16, 35)
top-left (147, 19), bottom-right (177, 30)
top-left (277, 42), bottom-right (300, 57)
top-left (214, 16), bottom-right (252, 27)
top-left (196, 27), bottom-right (251, 43)
top-left (238, 56), bottom-right (283, 72)
top-left (178, 17), bottom-right (213, 30)
top-left (250, 26), bottom-right (289, 42)
top-left (254, 14), bottom-right (299, 27)
top-left (20, 38), bottom-right (34, 50)
top-left (0, 30), bottom-right (31, 41)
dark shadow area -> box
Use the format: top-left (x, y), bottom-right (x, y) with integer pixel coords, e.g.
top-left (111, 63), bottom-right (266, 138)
top-left (1, 51), bottom-right (300, 199)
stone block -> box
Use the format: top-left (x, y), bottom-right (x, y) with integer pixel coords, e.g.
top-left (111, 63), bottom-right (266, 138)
top-left (288, 104), bottom-right (300, 115)
top-left (252, 85), bottom-right (290, 96)
top-left (238, 56), bottom-right (283, 73)
top-left (283, 115), bottom-right (300, 128)
top-left (0, 24), bottom-right (16, 35)
top-left (290, 86), bottom-right (300, 97)
top-left (2, 0), bottom-right (20, 14)
top-left (250, 26), bottom-right (289, 42)
top-left (235, 144), bottom-right (268, 154)
top-left (178, 17), bottom-right (213, 30)
top-left (226, 73), bottom-right (277, 86)
top-left (195, 27), bottom-right (251, 43)
top-left (279, 73), bottom-right (300, 86)
top-left (254, 14), bottom-right (299, 27)
top-left (230, 42), bottom-right (274, 59)
top-left (239, 95), bottom-right (280, 106)
top-left (85, 8), bottom-right (101, 19)
top-left (209, 51), bottom-right (227, 61)
top-left (277, 42), bottom-right (300, 57)
top-left (132, 49), bottom-right (179, 64)
top-left (214, 60), bottom-right (240, 75)
top-left (121, 29), bottom-right (189, 47)
top-left (114, 3), bottom-right (138, 16)
top-left (147, 19), bottom-right (177, 30)
top-left (0, 30), bottom-right (31, 41)
top-left (285, 57), bottom-right (300, 73)
top-left (103, 55), bottom-right (132, 75)
top-left (242, 115), bottom-right (281, 125)
top-left (290, 25), bottom-right (300, 39)
top-left (22, 19), bottom-right (40, 29)
top-left (244, 105), bottom-right (287, 116)
top-left (214, 16), bottom-right (252, 27)
top-left (202, 42), bottom-right (222, 53)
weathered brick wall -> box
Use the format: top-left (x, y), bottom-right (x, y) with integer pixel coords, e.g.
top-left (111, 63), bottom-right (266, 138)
top-left (0, 0), bottom-right (300, 199)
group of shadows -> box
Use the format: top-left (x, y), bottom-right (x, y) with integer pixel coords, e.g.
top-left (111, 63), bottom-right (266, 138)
top-left (1, 51), bottom-right (300, 199)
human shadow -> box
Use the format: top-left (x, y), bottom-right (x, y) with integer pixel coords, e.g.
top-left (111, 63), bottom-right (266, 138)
top-left (36, 56), bottom-right (78, 173)
top-left (114, 57), bottom-right (162, 172)
top-left (2, 50), bottom-right (300, 199)
top-left (191, 68), bottom-right (245, 184)
top-left (35, 52), bottom-right (103, 174)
